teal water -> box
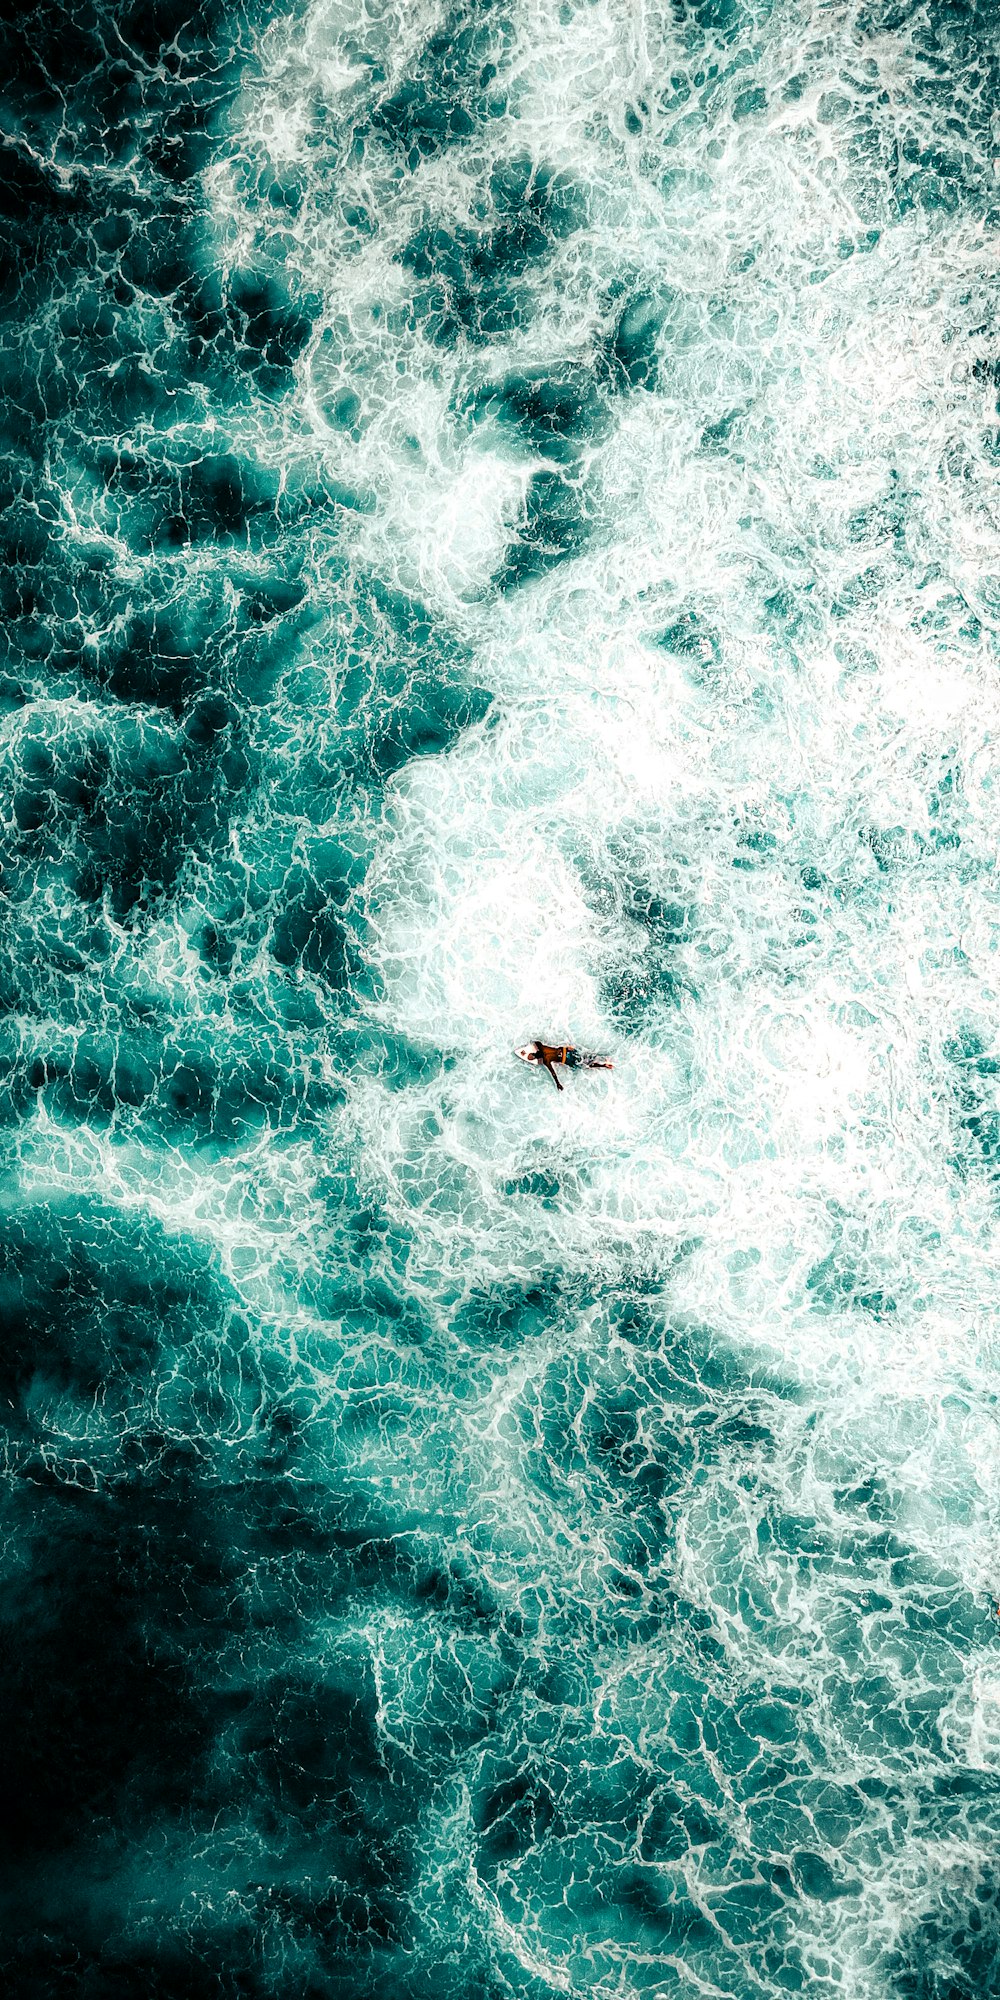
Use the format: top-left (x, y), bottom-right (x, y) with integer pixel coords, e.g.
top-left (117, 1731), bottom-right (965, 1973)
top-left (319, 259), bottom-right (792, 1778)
top-left (2, 0), bottom-right (1000, 1994)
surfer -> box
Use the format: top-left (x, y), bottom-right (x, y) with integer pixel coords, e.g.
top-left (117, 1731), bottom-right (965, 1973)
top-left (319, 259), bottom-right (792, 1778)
top-left (515, 1041), bottom-right (614, 1091)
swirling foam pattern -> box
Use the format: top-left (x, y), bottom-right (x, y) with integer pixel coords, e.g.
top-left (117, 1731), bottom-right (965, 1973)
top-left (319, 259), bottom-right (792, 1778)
top-left (1, 0), bottom-right (1000, 1993)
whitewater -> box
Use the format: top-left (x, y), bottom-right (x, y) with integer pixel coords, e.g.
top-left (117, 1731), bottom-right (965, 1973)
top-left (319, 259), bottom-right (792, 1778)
top-left (1, 0), bottom-right (1000, 1994)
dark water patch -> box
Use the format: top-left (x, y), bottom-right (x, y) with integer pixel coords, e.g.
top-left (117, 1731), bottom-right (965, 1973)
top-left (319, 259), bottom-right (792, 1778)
top-left (701, 405), bottom-right (746, 454)
top-left (475, 1768), bottom-right (562, 1866)
top-left (97, 446), bottom-right (280, 551)
top-left (201, 1667), bottom-right (436, 1967)
top-left (0, 1474), bottom-right (221, 1857)
top-left (140, 87), bottom-right (226, 192)
top-left (1, 713), bottom-right (248, 922)
top-left (890, 1874), bottom-right (1000, 2000)
top-left (474, 1737), bottom-right (659, 1882)
top-left (232, 1670), bottom-right (406, 1848)
top-left (831, 562), bottom-right (898, 617)
top-left (225, 271), bottom-right (319, 380)
top-left (269, 864), bottom-right (359, 992)
top-left (452, 1269), bottom-right (594, 1350)
top-left (518, 1313), bottom-right (804, 1576)
top-left (0, 323), bottom-right (66, 442)
top-left (399, 218), bottom-right (535, 346)
top-left (0, 0), bottom-right (242, 202)
top-left (332, 577), bottom-right (490, 777)
top-left (104, 602), bottom-right (217, 711)
top-left (927, 1768), bottom-right (1000, 1816)
top-left (587, 1381), bottom-right (688, 1495)
top-left (926, 759), bottom-right (965, 851)
top-left (172, 266), bottom-right (233, 373)
top-left (0, 906), bottom-right (114, 1027)
top-left (468, 366), bottom-right (609, 460)
top-left (0, 145), bottom-right (89, 288)
top-left (846, 474), bottom-right (910, 553)
top-left (157, 1044), bottom-right (338, 1148)
top-left (117, 0), bottom-right (227, 64)
top-left (0, 1530), bottom-right (417, 1987)
top-left (835, 1471), bottom-right (898, 1522)
top-left (733, 825), bottom-right (780, 870)
top-left (527, 1327), bottom-right (782, 1533)
top-left (78, 571), bottom-right (304, 716)
top-left (396, 154), bottom-right (589, 344)
top-left (806, 1246), bottom-right (897, 1320)
top-left (490, 153), bottom-right (585, 237)
top-left (652, 608), bottom-right (722, 672)
top-left (640, 1786), bottom-right (726, 1859)
top-left (0, 1195), bottom-right (216, 1399)
top-left (496, 467), bottom-right (590, 589)
top-left (523, 1346), bottom-right (691, 1541)
top-left (0, 487), bottom-right (57, 652)
top-left (370, 0), bottom-right (512, 167)
top-left (360, 669), bottom-right (491, 777)
top-left (693, 0), bottom-right (752, 40)
top-left (414, 1552), bottom-right (501, 1631)
top-left (895, 134), bottom-right (990, 218)
top-left (601, 287), bottom-right (668, 392)
top-left (734, 1685), bottom-right (814, 1754)
top-left (609, 1870), bottom-right (725, 1950)
top-left (336, 1024), bottom-right (450, 1094)
top-left (123, 210), bottom-right (206, 306)
top-left (971, 352), bottom-right (1000, 400)
top-left (502, 1166), bottom-right (564, 1204)
top-left (0, 1937), bottom-right (286, 2000)
top-left (600, 880), bottom-right (697, 1025)
top-left (611, 1300), bottom-right (796, 1399)
top-left (0, 663), bottom-right (28, 716)
top-left (197, 916), bottom-right (240, 974)
top-left (2, 0), bottom-right (130, 105)
top-left (757, 1501), bottom-right (906, 1574)
top-left (238, 572), bottom-right (309, 626)
top-left (6, 1017), bottom-right (340, 1155)
top-left (16, 1028), bottom-right (158, 1124)
top-left (944, 1027), bottom-right (1000, 1184)
top-left (654, 1869), bottom-right (797, 1952)
top-left (253, 164), bottom-right (304, 216)
top-left (308, 1276), bottom-right (429, 1352)
top-left (761, 578), bottom-right (822, 648)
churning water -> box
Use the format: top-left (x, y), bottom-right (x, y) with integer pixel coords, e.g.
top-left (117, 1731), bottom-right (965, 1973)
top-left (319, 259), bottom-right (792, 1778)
top-left (2, 0), bottom-right (1000, 1994)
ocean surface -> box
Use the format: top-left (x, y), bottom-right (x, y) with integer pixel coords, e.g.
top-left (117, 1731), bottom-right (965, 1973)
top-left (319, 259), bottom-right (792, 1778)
top-left (2, 0), bottom-right (1000, 1994)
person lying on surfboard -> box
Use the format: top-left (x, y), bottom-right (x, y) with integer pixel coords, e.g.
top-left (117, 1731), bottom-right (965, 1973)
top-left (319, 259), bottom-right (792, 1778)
top-left (515, 1042), bottom-right (614, 1091)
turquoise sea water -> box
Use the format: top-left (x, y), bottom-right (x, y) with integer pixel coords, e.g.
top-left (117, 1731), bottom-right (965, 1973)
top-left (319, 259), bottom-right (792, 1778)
top-left (2, 0), bottom-right (1000, 1993)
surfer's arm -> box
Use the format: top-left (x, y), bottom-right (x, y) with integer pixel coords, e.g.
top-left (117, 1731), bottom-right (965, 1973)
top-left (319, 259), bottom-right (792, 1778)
top-left (542, 1054), bottom-right (563, 1091)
